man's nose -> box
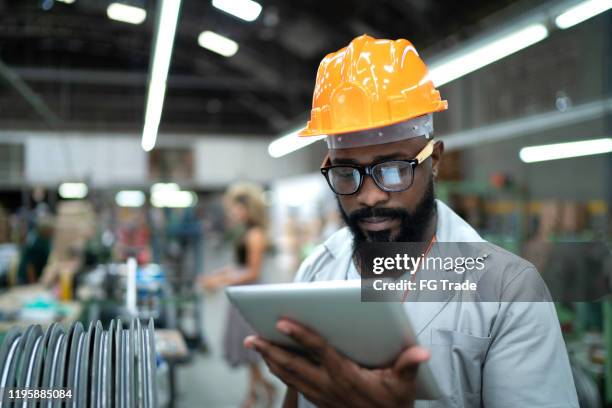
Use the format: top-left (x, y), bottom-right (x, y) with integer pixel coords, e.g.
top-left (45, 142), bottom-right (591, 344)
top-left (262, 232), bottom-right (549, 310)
top-left (356, 175), bottom-right (390, 207)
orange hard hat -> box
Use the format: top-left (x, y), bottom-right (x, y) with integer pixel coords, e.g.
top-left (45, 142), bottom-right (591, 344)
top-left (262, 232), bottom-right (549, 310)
top-left (299, 34), bottom-right (447, 138)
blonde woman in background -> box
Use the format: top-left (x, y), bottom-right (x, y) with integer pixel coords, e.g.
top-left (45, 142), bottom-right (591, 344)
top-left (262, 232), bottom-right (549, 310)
top-left (200, 182), bottom-right (276, 408)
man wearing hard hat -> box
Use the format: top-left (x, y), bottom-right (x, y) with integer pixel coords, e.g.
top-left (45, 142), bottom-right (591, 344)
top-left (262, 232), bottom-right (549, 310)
top-left (246, 35), bottom-right (578, 407)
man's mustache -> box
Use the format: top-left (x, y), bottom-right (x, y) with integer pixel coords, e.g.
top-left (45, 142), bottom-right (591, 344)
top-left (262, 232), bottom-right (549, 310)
top-left (347, 207), bottom-right (410, 224)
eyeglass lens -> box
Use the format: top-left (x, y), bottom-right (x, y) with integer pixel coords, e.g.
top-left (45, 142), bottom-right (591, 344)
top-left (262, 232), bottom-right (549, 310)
top-left (373, 161), bottom-right (413, 191)
top-left (327, 161), bottom-right (414, 194)
top-left (328, 167), bottom-right (361, 194)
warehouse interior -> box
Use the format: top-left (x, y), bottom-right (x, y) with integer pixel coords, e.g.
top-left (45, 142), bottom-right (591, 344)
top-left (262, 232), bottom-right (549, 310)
top-left (0, 0), bottom-right (611, 406)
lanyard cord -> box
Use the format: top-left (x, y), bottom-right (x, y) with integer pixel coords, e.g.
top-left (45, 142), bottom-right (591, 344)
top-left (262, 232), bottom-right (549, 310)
top-left (401, 234), bottom-right (437, 303)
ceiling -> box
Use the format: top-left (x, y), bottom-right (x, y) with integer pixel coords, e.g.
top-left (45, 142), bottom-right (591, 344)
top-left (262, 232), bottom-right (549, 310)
top-left (0, 0), bottom-right (529, 135)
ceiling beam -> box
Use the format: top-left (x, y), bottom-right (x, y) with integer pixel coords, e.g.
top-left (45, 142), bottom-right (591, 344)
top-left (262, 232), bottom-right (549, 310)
top-left (0, 59), bottom-right (61, 127)
top-left (442, 97), bottom-right (612, 151)
top-left (11, 66), bottom-right (312, 94)
top-left (237, 92), bottom-right (290, 131)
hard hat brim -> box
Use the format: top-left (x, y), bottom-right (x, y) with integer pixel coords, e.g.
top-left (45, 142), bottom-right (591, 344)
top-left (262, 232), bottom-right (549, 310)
top-left (297, 100), bottom-right (448, 138)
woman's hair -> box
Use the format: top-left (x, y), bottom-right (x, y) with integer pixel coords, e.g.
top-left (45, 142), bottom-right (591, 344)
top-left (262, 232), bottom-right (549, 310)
top-left (224, 182), bottom-right (269, 230)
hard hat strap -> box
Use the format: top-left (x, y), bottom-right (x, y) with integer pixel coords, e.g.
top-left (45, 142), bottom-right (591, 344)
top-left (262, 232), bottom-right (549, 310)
top-left (326, 114), bottom-right (433, 150)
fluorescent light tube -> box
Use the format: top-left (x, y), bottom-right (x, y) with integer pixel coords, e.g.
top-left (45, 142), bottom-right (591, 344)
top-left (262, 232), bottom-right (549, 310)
top-left (151, 190), bottom-right (197, 208)
top-left (107, 3), bottom-right (147, 25)
top-left (555, 0), bottom-right (612, 29)
top-left (519, 137), bottom-right (612, 163)
top-left (115, 190), bottom-right (146, 207)
top-left (141, 0), bottom-right (182, 152)
top-left (268, 127), bottom-right (326, 158)
top-left (429, 24), bottom-right (548, 87)
top-left (212, 0), bottom-right (262, 22)
top-left (59, 182), bottom-right (88, 199)
top-left (150, 182), bottom-right (180, 194)
top-left (198, 31), bottom-right (239, 57)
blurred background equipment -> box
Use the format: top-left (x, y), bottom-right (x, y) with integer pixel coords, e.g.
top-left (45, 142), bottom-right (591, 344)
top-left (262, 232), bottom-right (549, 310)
top-left (0, 0), bottom-right (610, 406)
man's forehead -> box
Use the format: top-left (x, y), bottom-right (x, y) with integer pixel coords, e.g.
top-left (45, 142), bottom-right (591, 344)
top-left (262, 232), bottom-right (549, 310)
top-left (329, 137), bottom-right (428, 164)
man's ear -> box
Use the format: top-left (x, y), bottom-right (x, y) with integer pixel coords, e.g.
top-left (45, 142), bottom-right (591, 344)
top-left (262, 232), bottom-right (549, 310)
top-left (431, 140), bottom-right (444, 179)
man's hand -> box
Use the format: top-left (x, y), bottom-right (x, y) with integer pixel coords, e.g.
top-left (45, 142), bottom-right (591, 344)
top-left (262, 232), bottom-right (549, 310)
top-left (244, 319), bottom-right (429, 408)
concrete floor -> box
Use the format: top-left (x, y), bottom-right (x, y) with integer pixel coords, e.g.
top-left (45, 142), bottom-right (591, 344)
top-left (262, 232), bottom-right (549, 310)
top-left (173, 242), bottom-right (287, 408)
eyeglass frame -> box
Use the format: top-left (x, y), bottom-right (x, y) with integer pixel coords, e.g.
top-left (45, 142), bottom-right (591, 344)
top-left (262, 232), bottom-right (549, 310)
top-left (320, 140), bottom-right (435, 196)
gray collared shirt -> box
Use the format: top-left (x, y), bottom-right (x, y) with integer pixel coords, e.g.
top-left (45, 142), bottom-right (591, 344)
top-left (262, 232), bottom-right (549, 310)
top-left (293, 200), bottom-right (578, 408)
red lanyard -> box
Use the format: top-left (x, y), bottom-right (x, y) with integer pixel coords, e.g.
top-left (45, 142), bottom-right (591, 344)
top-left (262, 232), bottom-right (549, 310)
top-left (401, 235), bottom-right (437, 303)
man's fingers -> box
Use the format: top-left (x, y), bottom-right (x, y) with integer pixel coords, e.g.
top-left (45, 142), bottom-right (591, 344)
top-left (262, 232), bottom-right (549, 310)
top-left (265, 359), bottom-right (326, 404)
top-left (393, 345), bottom-right (430, 376)
top-left (276, 319), bottom-right (345, 366)
top-left (379, 348), bottom-right (429, 406)
top-left (276, 319), bottom-right (327, 354)
top-left (243, 335), bottom-right (257, 349)
top-left (248, 336), bottom-right (337, 406)
top-left (246, 336), bottom-right (325, 382)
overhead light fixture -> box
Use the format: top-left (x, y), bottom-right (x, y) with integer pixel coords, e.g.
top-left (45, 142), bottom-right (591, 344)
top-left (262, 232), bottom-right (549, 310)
top-left (212, 0), bottom-right (262, 22)
top-left (141, 0), bottom-right (182, 152)
top-left (268, 128), bottom-right (325, 158)
top-left (58, 182), bottom-right (88, 199)
top-left (151, 190), bottom-right (197, 208)
top-left (519, 137), bottom-right (612, 163)
top-left (115, 190), bottom-right (146, 207)
top-left (197, 31), bottom-right (239, 57)
top-left (56, 0), bottom-right (76, 4)
top-left (428, 24), bottom-right (548, 87)
top-left (107, 3), bottom-right (147, 25)
top-left (150, 182), bottom-right (180, 194)
top-left (150, 183), bottom-right (197, 208)
top-left (555, 0), bottom-right (612, 29)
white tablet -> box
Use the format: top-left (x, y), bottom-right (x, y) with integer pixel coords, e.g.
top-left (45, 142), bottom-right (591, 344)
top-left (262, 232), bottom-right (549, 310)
top-left (226, 280), bottom-right (440, 400)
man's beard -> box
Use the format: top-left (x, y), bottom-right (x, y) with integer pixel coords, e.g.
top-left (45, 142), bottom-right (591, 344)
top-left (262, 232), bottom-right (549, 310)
top-left (337, 176), bottom-right (436, 246)
top-left (338, 177), bottom-right (436, 275)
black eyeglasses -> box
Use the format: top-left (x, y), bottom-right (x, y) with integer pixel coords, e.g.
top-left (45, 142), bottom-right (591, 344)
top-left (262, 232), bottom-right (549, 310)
top-left (320, 140), bottom-right (434, 195)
